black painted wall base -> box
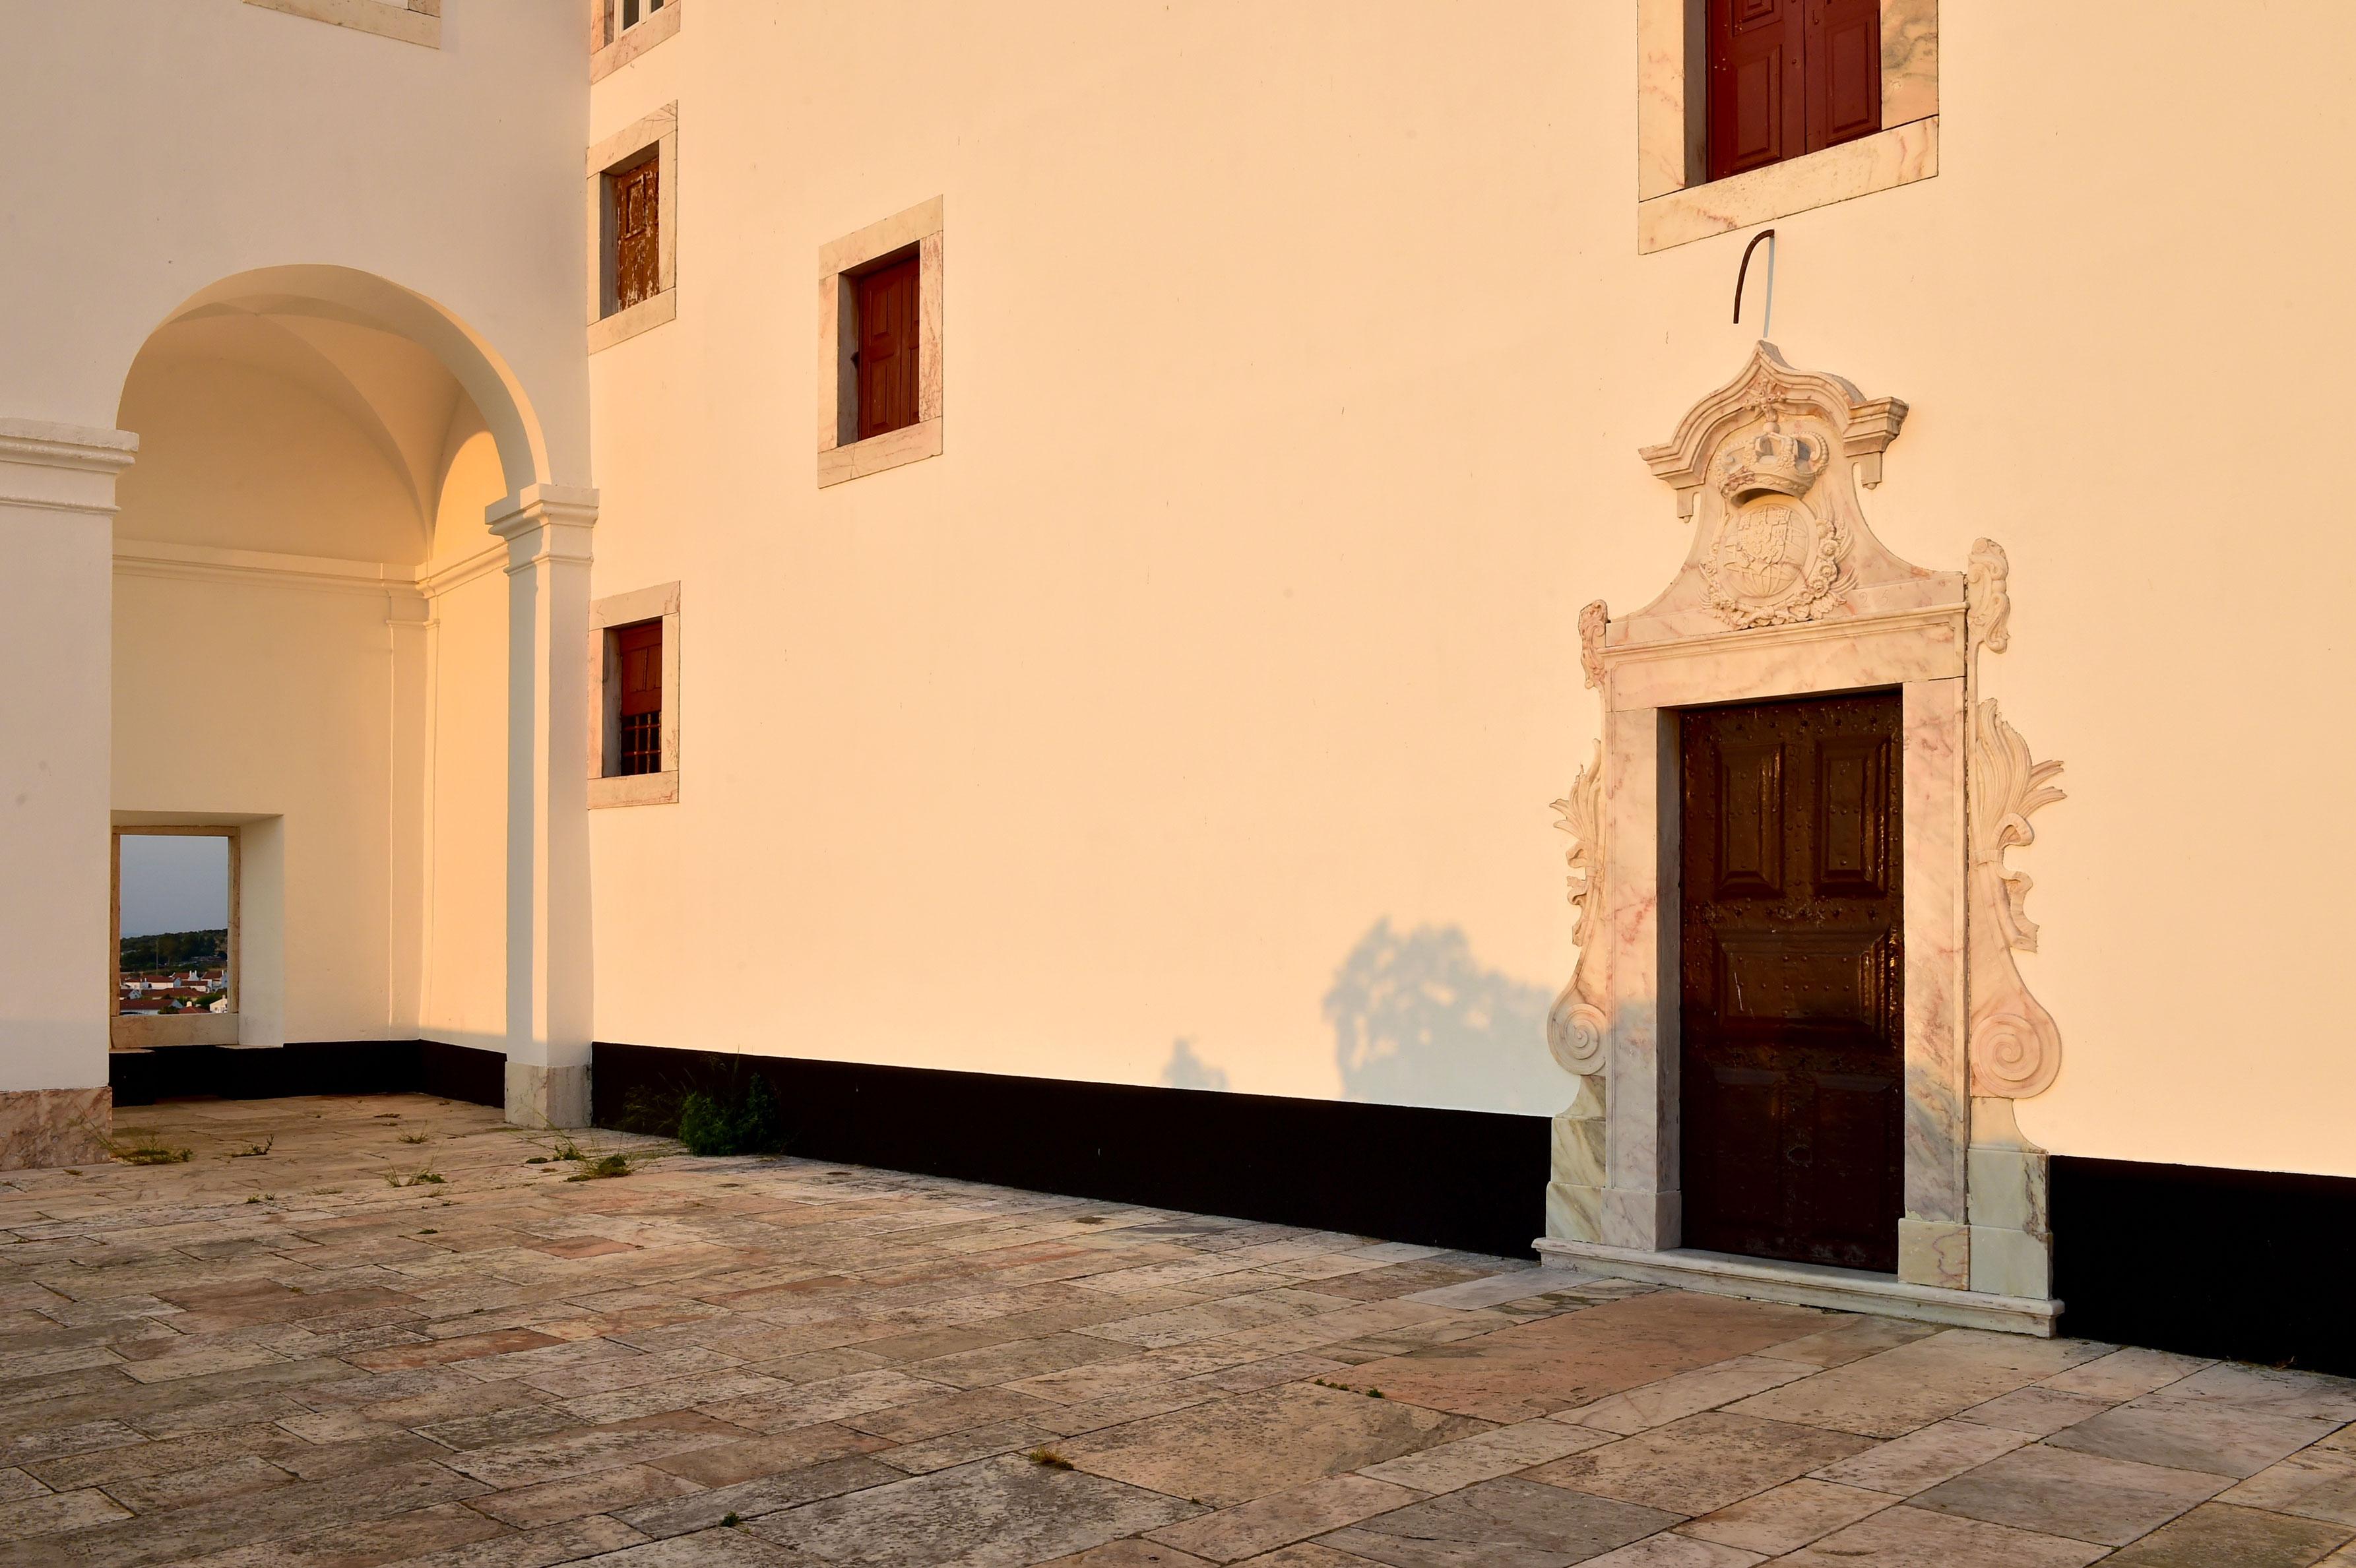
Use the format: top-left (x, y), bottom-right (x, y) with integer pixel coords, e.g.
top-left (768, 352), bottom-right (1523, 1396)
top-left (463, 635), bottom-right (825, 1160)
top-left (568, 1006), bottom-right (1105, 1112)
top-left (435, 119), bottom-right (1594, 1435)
top-left (592, 1042), bottom-right (1550, 1259)
top-left (2053, 1156), bottom-right (2356, 1377)
top-left (107, 1038), bottom-right (2353, 1372)
top-left (110, 1039), bottom-right (505, 1110)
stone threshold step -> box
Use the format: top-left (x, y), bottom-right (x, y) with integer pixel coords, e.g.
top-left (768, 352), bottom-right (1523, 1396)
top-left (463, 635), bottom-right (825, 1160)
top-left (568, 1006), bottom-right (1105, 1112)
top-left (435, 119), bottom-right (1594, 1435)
top-left (1533, 1237), bottom-right (2062, 1336)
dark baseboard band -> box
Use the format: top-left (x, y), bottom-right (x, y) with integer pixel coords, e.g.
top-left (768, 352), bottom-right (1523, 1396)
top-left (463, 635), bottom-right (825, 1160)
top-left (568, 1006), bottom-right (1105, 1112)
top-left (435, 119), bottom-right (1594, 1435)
top-left (107, 1037), bottom-right (2356, 1373)
top-left (109, 1039), bottom-right (505, 1110)
top-left (2051, 1156), bottom-right (2356, 1376)
top-left (591, 1042), bottom-right (1552, 1259)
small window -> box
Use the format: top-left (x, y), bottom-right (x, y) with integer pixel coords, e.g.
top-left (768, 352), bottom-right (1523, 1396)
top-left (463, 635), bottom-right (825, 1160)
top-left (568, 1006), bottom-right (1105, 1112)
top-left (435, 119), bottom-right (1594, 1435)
top-left (854, 254), bottom-right (922, 441)
top-left (817, 197), bottom-right (944, 486)
top-left (590, 583), bottom-right (680, 807)
top-left (590, 0), bottom-right (680, 80)
top-left (615, 0), bottom-right (666, 34)
top-left (611, 158), bottom-right (660, 314)
top-left (613, 621), bottom-right (663, 776)
top-left (1707, 0), bottom-right (1882, 182)
top-left (585, 106), bottom-right (678, 352)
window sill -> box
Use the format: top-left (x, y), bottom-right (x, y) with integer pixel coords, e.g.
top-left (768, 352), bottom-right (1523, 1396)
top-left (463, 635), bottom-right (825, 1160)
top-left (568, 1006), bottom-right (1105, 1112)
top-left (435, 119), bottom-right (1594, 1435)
top-left (1638, 117), bottom-right (1938, 254)
top-left (245, 0), bottom-right (439, 47)
top-left (590, 770), bottom-right (679, 809)
top-left (592, 2), bottom-right (682, 83)
top-left (590, 289), bottom-right (676, 354)
top-left (818, 418), bottom-right (942, 488)
top-left (112, 1013), bottom-right (239, 1049)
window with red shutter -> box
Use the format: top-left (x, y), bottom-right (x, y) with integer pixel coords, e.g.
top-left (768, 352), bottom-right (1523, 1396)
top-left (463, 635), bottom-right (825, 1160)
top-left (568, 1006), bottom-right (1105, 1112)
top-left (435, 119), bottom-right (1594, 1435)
top-left (1707, 0), bottom-right (1881, 183)
top-left (613, 621), bottom-right (662, 776)
top-left (610, 159), bottom-right (660, 315)
top-left (854, 254), bottom-right (920, 441)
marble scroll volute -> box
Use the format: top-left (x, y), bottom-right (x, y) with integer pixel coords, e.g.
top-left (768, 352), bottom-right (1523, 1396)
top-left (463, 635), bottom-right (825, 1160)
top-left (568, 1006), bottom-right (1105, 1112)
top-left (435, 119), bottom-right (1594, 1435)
top-left (1543, 605), bottom-right (1610, 1244)
top-left (1962, 536), bottom-right (2066, 1298)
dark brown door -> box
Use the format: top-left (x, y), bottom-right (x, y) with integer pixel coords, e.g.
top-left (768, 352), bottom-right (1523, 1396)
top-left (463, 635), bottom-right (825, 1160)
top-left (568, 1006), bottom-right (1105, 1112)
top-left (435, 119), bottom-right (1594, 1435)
top-left (855, 255), bottom-right (921, 440)
top-left (1680, 690), bottom-right (1902, 1272)
top-left (1707, 0), bottom-right (1883, 182)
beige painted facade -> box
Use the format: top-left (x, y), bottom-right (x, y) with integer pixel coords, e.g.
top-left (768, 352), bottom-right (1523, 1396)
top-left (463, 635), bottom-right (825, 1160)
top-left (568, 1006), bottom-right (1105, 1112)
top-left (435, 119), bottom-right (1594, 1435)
top-left (3, 5), bottom-right (2353, 1264)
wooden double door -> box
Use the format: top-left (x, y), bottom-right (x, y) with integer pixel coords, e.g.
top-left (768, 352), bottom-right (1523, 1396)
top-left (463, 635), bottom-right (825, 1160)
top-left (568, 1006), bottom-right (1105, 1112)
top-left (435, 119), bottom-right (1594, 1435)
top-left (1680, 691), bottom-right (1903, 1273)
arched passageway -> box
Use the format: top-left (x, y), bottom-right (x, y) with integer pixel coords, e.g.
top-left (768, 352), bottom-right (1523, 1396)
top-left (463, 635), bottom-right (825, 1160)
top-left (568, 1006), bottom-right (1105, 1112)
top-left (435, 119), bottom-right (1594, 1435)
top-left (97, 267), bottom-right (595, 1124)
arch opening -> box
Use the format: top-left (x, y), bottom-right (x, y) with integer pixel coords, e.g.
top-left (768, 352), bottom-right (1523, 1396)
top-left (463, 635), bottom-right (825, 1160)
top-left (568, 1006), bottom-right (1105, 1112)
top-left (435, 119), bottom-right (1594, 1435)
top-left (106, 265), bottom-right (540, 1087)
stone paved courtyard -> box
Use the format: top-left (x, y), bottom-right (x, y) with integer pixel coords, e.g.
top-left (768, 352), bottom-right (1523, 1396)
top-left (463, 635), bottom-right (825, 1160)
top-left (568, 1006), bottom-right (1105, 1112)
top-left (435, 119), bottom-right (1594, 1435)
top-left (2, 1095), bottom-right (2353, 1567)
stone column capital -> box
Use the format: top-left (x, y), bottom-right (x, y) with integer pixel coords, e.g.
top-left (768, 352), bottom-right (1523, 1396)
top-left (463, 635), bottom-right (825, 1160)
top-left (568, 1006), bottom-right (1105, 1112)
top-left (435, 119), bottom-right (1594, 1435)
top-left (487, 484), bottom-right (598, 569)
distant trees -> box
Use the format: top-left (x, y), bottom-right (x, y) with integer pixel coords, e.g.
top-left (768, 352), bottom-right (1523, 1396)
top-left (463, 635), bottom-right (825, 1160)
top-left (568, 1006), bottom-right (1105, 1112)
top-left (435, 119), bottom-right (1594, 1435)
top-left (119, 928), bottom-right (228, 971)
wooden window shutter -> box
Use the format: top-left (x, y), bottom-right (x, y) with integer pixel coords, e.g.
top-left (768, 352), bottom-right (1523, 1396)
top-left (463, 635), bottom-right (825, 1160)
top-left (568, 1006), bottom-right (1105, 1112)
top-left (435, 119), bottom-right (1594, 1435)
top-left (614, 621), bottom-right (662, 776)
top-left (1806, 0), bottom-right (1882, 153)
top-left (1707, 0), bottom-right (1881, 183)
top-left (1707, 0), bottom-right (1804, 182)
top-left (854, 255), bottom-right (921, 441)
top-left (611, 159), bottom-right (660, 313)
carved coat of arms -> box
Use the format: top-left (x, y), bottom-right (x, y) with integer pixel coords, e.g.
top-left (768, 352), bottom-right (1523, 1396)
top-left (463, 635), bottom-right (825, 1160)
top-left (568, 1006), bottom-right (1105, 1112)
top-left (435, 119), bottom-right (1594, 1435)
top-left (1698, 423), bottom-right (1849, 627)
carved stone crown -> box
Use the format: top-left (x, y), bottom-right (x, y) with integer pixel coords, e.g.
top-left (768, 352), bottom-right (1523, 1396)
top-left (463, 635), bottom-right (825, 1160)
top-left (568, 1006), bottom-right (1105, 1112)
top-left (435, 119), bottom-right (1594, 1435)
top-left (1715, 426), bottom-right (1822, 505)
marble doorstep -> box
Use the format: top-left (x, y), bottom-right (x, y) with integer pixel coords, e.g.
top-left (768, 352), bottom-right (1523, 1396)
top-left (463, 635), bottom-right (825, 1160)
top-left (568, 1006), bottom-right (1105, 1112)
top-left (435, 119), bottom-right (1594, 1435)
top-left (1534, 1239), bottom-right (2062, 1336)
top-left (0, 1092), bottom-right (2349, 1568)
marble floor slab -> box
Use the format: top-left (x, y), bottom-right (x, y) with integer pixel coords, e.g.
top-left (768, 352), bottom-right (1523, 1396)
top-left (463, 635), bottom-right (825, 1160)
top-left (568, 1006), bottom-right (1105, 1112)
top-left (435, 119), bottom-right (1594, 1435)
top-left (1314, 1476), bottom-right (1678, 1568)
top-left (1673, 1477), bottom-right (1894, 1554)
top-left (1908, 1442), bottom-right (2228, 1545)
top-left (0, 1094), bottom-right (2349, 1567)
top-left (1335, 1290), bottom-right (1833, 1425)
top-left (1054, 1382), bottom-right (1485, 1508)
top-left (2045, 1395), bottom-right (2340, 1479)
top-left (1525, 1412), bottom-right (1874, 1516)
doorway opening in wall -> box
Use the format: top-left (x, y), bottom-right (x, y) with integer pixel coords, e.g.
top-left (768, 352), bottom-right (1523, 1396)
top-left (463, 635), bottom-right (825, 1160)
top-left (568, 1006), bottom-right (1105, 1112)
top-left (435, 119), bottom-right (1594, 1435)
top-left (112, 829), bottom-right (239, 1050)
top-left (1678, 689), bottom-right (1904, 1273)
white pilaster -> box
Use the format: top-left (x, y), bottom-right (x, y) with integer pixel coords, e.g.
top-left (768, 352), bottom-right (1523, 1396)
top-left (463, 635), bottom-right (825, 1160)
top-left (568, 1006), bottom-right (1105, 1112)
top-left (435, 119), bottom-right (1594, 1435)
top-left (0, 421), bottom-right (135, 1166)
top-left (386, 591), bottom-right (431, 1038)
top-left (487, 484), bottom-right (598, 1127)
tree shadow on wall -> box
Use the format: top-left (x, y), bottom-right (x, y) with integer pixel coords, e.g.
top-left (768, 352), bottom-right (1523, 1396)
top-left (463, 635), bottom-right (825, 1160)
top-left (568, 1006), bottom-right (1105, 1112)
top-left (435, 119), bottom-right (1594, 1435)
top-left (1323, 919), bottom-right (1558, 1115)
top-left (1162, 1038), bottom-right (1230, 1092)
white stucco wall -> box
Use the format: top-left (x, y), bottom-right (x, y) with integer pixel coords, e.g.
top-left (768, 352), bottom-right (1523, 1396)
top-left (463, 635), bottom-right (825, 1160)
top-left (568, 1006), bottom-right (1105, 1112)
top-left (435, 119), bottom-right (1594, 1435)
top-left (9, 3), bottom-right (2352, 1183)
top-left (113, 571), bottom-right (398, 1044)
top-left (579, 4), bottom-right (2356, 1176)
top-left (420, 568), bottom-right (511, 1053)
top-left (1, 2), bottom-right (589, 485)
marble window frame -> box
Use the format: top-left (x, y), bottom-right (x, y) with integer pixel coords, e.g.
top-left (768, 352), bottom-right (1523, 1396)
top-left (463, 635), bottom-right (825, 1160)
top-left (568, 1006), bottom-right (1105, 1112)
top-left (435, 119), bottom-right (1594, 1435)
top-left (589, 0), bottom-right (681, 83)
top-left (817, 197), bottom-right (945, 488)
top-left (587, 105), bottom-right (680, 356)
top-left (1634, 0), bottom-right (1938, 253)
top-left (243, 0), bottom-right (441, 49)
top-left (587, 580), bottom-right (680, 809)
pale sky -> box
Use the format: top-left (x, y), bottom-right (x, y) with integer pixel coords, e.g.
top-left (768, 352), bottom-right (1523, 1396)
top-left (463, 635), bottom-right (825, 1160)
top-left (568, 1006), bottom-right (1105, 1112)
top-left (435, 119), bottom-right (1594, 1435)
top-left (118, 834), bottom-right (229, 939)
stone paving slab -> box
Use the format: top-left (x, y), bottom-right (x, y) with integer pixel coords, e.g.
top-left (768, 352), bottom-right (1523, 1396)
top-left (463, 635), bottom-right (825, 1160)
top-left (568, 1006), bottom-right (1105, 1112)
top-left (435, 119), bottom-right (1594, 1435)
top-left (0, 1094), bottom-right (2351, 1565)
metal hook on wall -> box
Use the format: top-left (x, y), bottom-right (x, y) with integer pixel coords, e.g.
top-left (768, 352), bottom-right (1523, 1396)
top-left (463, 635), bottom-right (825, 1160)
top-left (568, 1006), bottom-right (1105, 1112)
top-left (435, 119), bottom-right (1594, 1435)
top-left (1733, 228), bottom-right (1776, 340)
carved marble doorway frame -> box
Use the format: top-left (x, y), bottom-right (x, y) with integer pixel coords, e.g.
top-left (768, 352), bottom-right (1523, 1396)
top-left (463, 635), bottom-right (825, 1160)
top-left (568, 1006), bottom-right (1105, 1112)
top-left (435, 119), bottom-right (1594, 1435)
top-left (1535, 345), bottom-right (2065, 1335)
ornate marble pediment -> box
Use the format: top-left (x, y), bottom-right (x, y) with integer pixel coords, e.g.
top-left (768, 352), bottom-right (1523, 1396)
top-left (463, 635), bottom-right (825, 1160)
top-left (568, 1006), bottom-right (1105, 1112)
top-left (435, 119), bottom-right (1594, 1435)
top-left (1620, 342), bottom-right (1954, 643)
